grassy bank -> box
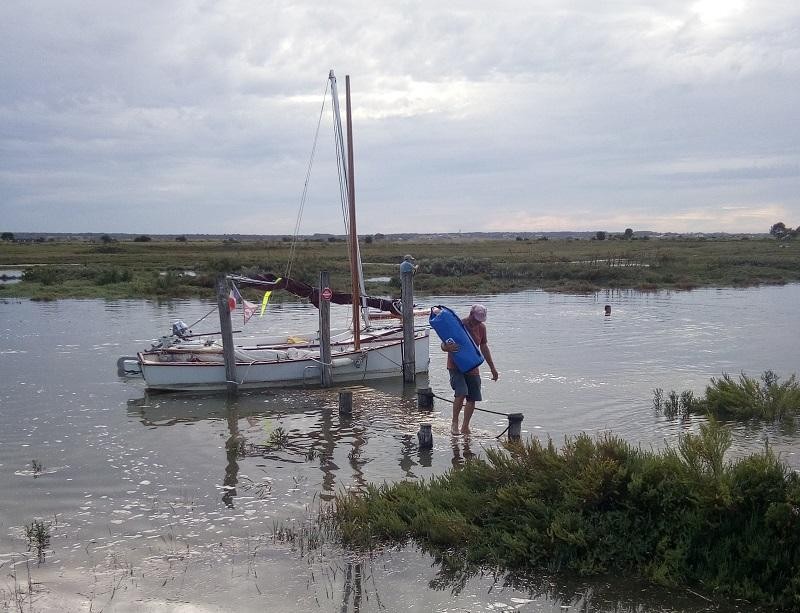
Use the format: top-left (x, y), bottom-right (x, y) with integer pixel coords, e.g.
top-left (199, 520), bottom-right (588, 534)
top-left (327, 421), bottom-right (800, 609)
top-left (1, 235), bottom-right (799, 300)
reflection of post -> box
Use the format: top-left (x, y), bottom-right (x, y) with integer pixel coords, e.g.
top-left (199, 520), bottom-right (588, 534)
top-left (401, 269), bottom-right (415, 383)
top-left (348, 424), bottom-right (367, 493)
top-left (222, 403), bottom-right (241, 508)
top-left (399, 434), bottom-right (417, 477)
top-left (341, 561), bottom-right (363, 611)
top-left (318, 400), bottom-right (337, 498)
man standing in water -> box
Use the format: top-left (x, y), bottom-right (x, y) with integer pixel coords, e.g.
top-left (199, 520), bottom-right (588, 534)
top-left (441, 304), bottom-right (499, 435)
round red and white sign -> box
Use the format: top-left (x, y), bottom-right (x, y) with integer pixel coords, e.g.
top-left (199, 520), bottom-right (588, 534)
top-left (321, 287), bottom-right (333, 301)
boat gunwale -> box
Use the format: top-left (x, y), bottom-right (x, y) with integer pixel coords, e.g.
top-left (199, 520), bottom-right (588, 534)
top-left (138, 331), bottom-right (430, 367)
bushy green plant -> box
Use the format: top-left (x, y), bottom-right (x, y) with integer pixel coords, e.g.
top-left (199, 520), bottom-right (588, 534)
top-left (656, 371), bottom-right (800, 426)
top-left (329, 424), bottom-right (800, 608)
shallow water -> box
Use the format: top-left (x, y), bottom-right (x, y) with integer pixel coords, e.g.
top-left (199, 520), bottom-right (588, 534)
top-left (0, 286), bottom-right (798, 611)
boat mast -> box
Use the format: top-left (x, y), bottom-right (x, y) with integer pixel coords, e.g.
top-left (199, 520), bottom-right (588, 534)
top-left (344, 75), bottom-right (361, 350)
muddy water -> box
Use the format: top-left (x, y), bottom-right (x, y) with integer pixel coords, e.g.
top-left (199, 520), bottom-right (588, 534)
top-left (0, 286), bottom-right (798, 611)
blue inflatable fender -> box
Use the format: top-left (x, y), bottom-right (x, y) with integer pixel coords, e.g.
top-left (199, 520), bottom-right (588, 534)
top-left (429, 305), bottom-right (484, 373)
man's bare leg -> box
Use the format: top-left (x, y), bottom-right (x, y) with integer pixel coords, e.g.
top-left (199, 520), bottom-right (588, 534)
top-left (451, 396), bottom-right (465, 435)
top-left (461, 400), bottom-right (476, 434)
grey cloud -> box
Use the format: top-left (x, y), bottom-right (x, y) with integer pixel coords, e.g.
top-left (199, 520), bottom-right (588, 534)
top-left (1, 1), bottom-right (799, 233)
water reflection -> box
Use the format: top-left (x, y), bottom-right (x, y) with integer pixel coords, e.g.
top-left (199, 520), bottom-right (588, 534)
top-left (420, 553), bottom-right (757, 612)
top-left (125, 387), bottom-right (410, 509)
top-left (223, 404), bottom-right (242, 508)
top-left (2, 289), bottom-right (799, 611)
top-left (451, 438), bottom-right (476, 468)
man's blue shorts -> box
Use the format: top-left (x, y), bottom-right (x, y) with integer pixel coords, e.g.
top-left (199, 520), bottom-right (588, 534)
top-left (449, 369), bottom-right (482, 401)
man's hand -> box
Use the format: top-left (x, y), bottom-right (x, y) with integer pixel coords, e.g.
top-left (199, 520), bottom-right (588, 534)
top-left (490, 367), bottom-right (499, 381)
top-left (442, 340), bottom-right (460, 352)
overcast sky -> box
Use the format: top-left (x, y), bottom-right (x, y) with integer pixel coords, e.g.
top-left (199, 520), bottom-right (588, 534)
top-left (1, 1), bottom-right (798, 235)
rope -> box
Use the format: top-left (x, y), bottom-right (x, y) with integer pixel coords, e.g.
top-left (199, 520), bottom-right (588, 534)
top-left (429, 390), bottom-right (517, 439)
top-left (493, 425), bottom-right (511, 440)
top-left (286, 79), bottom-right (330, 279)
top-left (187, 306), bottom-right (218, 329)
top-left (430, 392), bottom-right (512, 417)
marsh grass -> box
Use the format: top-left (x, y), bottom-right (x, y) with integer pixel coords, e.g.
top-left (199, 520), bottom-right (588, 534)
top-left (656, 371), bottom-right (800, 426)
top-left (24, 519), bottom-right (51, 562)
top-left (327, 422), bottom-right (800, 609)
top-left (2, 236), bottom-right (799, 299)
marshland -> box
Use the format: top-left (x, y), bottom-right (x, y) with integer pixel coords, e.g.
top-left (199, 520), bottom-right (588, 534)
top-left (1, 234), bottom-right (799, 300)
top-left (1, 237), bottom-right (799, 611)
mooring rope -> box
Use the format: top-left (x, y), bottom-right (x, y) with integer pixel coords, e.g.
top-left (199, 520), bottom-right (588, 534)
top-left (430, 391), bottom-right (512, 417)
top-left (429, 390), bottom-right (516, 439)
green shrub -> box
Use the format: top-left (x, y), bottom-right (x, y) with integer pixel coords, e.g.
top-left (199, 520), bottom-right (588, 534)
top-left (656, 371), bottom-right (800, 426)
top-left (329, 423), bottom-right (800, 608)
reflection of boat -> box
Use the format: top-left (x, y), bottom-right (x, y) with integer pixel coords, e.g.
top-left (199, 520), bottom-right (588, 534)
top-left (131, 71), bottom-right (430, 392)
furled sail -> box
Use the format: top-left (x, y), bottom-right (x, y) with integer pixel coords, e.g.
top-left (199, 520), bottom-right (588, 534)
top-left (228, 274), bottom-right (403, 317)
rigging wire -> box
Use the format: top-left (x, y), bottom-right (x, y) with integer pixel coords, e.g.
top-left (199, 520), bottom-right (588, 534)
top-left (286, 79), bottom-right (330, 279)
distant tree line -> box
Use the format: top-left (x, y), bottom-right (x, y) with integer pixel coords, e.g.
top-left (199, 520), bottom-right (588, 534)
top-left (594, 229), bottom-right (636, 241)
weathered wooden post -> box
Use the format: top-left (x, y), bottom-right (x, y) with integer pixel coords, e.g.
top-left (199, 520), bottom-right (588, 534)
top-left (507, 413), bottom-right (524, 441)
top-left (416, 387), bottom-right (434, 410)
top-left (339, 390), bottom-right (353, 416)
top-left (319, 271), bottom-right (332, 387)
top-left (417, 423), bottom-right (433, 449)
top-left (401, 269), bottom-right (415, 383)
top-left (215, 275), bottom-right (238, 396)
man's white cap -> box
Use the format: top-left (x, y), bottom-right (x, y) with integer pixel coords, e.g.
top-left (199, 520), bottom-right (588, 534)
top-left (470, 304), bottom-right (487, 322)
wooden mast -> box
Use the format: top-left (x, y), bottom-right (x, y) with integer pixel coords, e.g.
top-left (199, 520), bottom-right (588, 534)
top-left (345, 75), bottom-right (360, 350)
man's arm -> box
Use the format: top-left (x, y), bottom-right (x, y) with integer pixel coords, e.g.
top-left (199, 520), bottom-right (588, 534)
top-left (481, 342), bottom-right (499, 380)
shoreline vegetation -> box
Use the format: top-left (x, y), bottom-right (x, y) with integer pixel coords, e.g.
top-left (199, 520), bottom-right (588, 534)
top-left (326, 419), bottom-right (800, 610)
top-left (655, 370), bottom-right (800, 428)
top-left (1, 235), bottom-right (799, 300)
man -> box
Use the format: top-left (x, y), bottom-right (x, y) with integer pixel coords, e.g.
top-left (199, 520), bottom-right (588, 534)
top-left (399, 254), bottom-right (417, 275)
top-left (441, 304), bottom-right (499, 435)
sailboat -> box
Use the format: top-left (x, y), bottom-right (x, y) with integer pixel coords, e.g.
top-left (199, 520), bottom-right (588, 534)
top-left (132, 71), bottom-right (430, 392)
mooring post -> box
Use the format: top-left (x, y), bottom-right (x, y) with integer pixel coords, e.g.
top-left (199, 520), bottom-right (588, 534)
top-left (319, 271), bottom-right (332, 387)
top-left (507, 413), bottom-right (524, 441)
top-left (416, 387), bottom-right (434, 410)
top-left (339, 390), bottom-right (353, 416)
top-left (417, 423), bottom-right (433, 449)
top-left (401, 269), bottom-right (416, 383)
top-left (215, 275), bottom-right (238, 397)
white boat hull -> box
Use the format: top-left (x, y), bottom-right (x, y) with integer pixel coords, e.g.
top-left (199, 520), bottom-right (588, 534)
top-left (138, 331), bottom-right (430, 392)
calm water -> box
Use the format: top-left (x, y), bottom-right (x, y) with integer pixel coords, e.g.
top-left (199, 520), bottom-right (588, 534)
top-left (1, 286), bottom-right (798, 611)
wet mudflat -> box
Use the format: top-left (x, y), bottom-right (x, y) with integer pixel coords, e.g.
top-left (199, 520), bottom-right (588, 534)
top-left (1, 286), bottom-right (798, 611)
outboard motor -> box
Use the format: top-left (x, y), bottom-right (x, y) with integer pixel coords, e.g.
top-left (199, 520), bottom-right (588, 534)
top-left (172, 320), bottom-right (191, 339)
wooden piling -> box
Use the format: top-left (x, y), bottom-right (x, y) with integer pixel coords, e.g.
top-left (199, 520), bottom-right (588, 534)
top-left (339, 390), bottom-right (353, 416)
top-left (401, 269), bottom-right (415, 383)
top-left (417, 423), bottom-right (433, 449)
top-left (507, 413), bottom-right (524, 441)
top-left (215, 275), bottom-right (238, 396)
top-left (319, 271), bottom-right (332, 387)
top-left (416, 387), bottom-right (434, 410)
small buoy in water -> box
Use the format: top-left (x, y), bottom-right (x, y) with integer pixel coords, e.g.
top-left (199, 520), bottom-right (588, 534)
top-left (604, 305), bottom-right (611, 316)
